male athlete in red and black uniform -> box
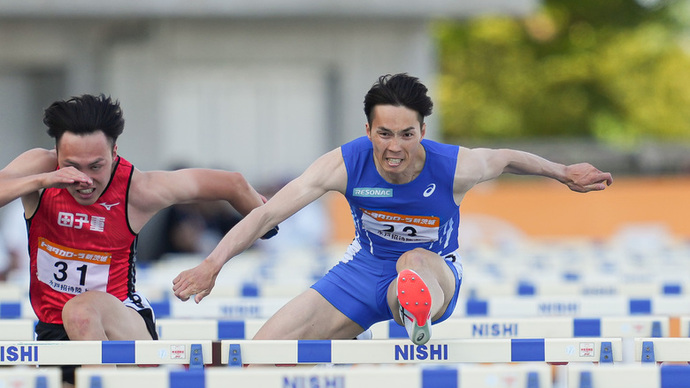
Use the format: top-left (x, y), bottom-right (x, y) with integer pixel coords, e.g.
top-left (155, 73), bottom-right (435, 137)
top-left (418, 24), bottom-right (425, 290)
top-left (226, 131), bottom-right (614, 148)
top-left (0, 94), bottom-right (276, 386)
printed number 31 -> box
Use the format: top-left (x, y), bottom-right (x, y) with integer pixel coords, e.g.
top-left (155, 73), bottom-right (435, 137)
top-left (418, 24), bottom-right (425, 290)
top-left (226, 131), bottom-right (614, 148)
top-left (53, 261), bottom-right (88, 286)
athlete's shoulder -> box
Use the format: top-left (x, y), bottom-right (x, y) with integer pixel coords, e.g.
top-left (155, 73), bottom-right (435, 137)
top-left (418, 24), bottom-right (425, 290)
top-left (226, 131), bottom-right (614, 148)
top-left (115, 155), bottom-right (134, 169)
top-left (341, 136), bottom-right (372, 156)
top-left (422, 138), bottom-right (459, 154)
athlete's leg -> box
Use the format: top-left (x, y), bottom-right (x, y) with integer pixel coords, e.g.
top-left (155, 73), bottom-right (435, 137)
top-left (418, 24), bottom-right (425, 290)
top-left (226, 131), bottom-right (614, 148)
top-left (254, 288), bottom-right (364, 341)
top-left (62, 291), bottom-right (153, 341)
top-left (386, 248), bottom-right (457, 343)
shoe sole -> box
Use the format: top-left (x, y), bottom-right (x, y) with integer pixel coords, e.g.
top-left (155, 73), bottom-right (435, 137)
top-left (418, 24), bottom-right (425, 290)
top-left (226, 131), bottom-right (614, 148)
top-left (397, 269), bottom-right (432, 344)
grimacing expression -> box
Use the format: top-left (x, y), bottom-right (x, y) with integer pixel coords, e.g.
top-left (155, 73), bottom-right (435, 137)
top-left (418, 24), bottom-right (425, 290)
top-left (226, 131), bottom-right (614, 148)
top-left (366, 105), bottom-right (426, 184)
top-left (56, 131), bottom-right (116, 206)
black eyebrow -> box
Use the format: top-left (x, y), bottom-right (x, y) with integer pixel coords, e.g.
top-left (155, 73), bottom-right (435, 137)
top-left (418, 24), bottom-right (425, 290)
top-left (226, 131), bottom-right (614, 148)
top-left (62, 157), bottom-right (106, 168)
top-left (377, 126), bottom-right (416, 132)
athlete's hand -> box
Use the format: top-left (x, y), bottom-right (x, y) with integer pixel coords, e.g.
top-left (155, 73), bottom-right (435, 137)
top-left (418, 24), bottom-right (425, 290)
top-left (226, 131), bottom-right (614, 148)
top-left (563, 163), bottom-right (613, 193)
top-left (43, 166), bottom-right (92, 189)
top-left (172, 259), bottom-right (220, 303)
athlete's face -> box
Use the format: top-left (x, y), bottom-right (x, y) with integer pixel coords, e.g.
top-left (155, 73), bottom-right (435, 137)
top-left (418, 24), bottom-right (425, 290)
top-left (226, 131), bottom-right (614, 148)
top-left (366, 104), bottom-right (426, 184)
top-left (56, 131), bottom-right (117, 206)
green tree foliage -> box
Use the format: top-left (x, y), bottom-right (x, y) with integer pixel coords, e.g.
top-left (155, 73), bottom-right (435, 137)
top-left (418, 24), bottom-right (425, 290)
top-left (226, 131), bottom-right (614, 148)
top-left (435, 0), bottom-right (690, 147)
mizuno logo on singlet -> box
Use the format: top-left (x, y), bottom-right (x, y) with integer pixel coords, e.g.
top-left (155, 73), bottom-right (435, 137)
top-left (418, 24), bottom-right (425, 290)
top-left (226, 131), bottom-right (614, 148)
top-left (423, 184), bottom-right (436, 197)
top-left (98, 202), bottom-right (120, 210)
top-left (353, 188), bottom-right (393, 197)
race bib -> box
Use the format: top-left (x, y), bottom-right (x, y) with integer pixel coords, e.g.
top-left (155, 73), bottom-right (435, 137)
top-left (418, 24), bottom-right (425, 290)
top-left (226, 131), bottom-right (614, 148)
top-left (36, 237), bottom-right (111, 295)
top-left (360, 209), bottom-right (440, 243)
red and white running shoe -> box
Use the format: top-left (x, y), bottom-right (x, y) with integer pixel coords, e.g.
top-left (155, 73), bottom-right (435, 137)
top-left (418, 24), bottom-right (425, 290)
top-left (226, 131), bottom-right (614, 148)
top-left (397, 269), bottom-right (432, 345)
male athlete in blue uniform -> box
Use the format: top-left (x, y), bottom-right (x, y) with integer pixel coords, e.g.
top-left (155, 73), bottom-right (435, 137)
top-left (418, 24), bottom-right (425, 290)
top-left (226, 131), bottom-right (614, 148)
top-left (173, 73), bottom-right (613, 345)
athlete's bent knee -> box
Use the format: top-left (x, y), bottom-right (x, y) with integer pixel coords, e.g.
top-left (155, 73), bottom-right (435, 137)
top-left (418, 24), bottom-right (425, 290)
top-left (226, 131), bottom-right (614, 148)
top-left (397, 248), bottom-right (433, 271)
top-left (62, 293), bottom-right (105, 339)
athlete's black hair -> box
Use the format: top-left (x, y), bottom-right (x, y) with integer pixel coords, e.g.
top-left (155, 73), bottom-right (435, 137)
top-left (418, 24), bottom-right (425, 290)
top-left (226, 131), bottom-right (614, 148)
top-left (363, 73), bottom-right (433, 126)
top-left (43, 94), bottom-right (124, 148)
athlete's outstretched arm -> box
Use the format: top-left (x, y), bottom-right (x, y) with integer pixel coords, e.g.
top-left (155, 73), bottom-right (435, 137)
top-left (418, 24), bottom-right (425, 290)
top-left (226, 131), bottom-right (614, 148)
top-left (172, 148), bottom-right (347, 303)
top-left (453, 147), bottom-right (613, 199)
top-left (127, 167), bottom-right (271, 233)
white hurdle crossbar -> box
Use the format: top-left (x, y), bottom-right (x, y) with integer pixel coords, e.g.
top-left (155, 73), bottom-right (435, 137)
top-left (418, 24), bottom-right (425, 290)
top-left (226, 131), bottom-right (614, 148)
top-left (221, 338), bottom-right (622, 365)
top-left (568, 363), bottom-right (690, 388)
top-left (0, 340), bottom-right (212, 366)
top-left (634, 337), bottom-right (690, 363)
top-left (76, 363), bottom-right (552, 388)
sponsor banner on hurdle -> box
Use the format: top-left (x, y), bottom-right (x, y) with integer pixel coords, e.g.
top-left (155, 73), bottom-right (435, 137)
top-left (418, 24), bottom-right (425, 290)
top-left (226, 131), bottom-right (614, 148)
top-left (220, 338), bottom-right (622, 365)
top-left (0, 340), bottom-right (212, 366)
top-left (458, 295), bottom-right (690, 317)
top-left (76, 363), bottom-right (553, 388)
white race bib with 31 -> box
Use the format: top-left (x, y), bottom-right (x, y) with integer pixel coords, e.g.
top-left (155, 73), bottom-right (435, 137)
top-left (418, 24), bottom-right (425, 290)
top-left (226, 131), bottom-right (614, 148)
top-left (36, 237), bottom-right (111, 295)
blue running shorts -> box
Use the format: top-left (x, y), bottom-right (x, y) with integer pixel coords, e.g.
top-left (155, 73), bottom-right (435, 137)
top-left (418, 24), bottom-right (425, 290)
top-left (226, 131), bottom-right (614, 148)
top-left (311, 248), bottom-right (463, 330)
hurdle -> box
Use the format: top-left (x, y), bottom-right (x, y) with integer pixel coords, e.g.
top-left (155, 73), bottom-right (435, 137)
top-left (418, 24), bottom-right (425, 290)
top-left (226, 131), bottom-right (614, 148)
top-left (220, 338), bottom-right (622, 365)
top-left (0, 319), bottom-right (35, 340)
top-left (76, 363), bottom-right (553, 388)
top-left (634, 337), bottom-right (690, 363)
top-left (150, 294), bottom-right (690, 320)
top-left (0, 340), bottom-right (212, 366)
top-left (0, 367), bottom-right (61, 388)
top-left (0, 283), bottom-right (24, 300)
top-left (149, 297), bottom-right (290, 319)
top-left (567, 363), bottom-right (690, 388)
top-left (155, 316), bottom-right (668, 341)
top-left (157, 318), bottom-right (265, 340)
top-left (458, 295), bottom-right (690, 317)
top-left (0, 299), bottom-right (34, 319)
top-left (462, 280), bottom-right (686, 298)
top-left (371, 316), bottom-right (669, 339)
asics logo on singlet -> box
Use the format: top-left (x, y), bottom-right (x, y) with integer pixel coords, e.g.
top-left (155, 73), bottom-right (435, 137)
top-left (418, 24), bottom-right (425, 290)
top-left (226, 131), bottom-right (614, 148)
top-left (423, 184), bottom-right (436, 197)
